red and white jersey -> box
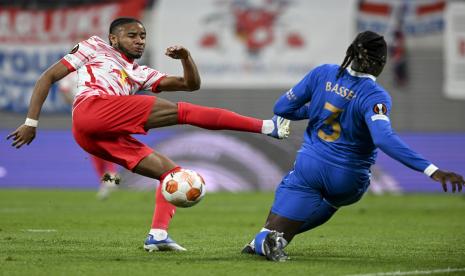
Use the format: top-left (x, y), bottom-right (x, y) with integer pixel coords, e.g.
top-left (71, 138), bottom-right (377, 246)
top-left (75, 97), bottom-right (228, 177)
top-left (59, 71), bottom-right (78, 98)
top-left (60, 36), bottom-right (166, 101)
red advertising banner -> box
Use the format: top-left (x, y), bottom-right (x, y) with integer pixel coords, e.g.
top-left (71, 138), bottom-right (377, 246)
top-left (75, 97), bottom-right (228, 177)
top-left (0, 1), bottom-right (145, 43)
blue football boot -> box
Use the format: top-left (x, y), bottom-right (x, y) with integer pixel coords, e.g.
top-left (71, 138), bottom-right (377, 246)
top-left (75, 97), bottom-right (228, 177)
top-left (144, 234), bottom-right (186, 252)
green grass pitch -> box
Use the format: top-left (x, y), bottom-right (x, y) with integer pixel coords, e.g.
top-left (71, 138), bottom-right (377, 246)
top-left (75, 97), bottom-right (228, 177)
top-left (0, 190), bottom-right (464, 276)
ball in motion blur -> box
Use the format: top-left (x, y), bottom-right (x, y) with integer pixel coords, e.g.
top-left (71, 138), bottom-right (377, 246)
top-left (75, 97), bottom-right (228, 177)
top-left (161, 169), bottom-right (206, 207)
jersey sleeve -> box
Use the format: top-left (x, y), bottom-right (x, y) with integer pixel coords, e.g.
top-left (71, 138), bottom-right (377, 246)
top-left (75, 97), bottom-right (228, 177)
top-left (139, 66), bottom-right (167, 93)
top-left (273, 65), bottom-right (321, 120)
top-left (362, 91), bottom-right (437, 176)
top-left (60, 36), bottom-right (98, 72)
top-left (58, 71), bottom-right (78, 96)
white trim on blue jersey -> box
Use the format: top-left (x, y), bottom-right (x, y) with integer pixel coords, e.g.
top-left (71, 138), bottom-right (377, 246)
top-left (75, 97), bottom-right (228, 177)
top-left (346, 67), bottom-right (376, 81)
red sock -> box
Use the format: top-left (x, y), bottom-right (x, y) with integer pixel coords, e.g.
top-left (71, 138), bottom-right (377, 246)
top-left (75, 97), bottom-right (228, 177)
top-left (90, 155), bottom-right (106, 177)
top-left (177, 102), bottom-right (262, 133)
top-left (150, 167), bottom-right (180, 230)
top-left (103, 160), bottom-right (117, 174)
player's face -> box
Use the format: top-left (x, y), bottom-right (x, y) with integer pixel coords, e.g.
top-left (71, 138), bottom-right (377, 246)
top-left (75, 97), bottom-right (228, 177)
top-left (111, 23), bottom-right (146, 59)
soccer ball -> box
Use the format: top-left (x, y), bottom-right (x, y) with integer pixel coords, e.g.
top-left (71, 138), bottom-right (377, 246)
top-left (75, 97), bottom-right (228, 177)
top-left (161, 169), bottom-right (206, 208)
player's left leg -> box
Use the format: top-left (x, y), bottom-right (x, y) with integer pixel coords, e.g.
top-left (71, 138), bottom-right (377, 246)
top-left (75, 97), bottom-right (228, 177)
top-left (295, 199), bottom-right (338, 234)
top-left (243, 153), bottom-right (342, 261)
top-left (243, 195), bottom-right (339, 262)
top-left (143, 96), bottom-right (290, 139)
top-left (243, 198), bottom-right (339, 258)
top-left (242, 159), bottom-right (322, 261)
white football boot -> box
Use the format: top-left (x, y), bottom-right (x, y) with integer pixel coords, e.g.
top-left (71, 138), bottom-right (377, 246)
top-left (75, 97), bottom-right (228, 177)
top-left (144, 229), bottom-right (186, 252)
top-left (266, 116), bottom-right (290, 139)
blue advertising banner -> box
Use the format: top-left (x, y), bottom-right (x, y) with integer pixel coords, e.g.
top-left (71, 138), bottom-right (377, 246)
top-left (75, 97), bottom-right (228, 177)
top-left (0, 1), bottom-right (146, 113)
top-left (0, 46), bottom-right (69, 113)
top-left (1, 130), bottom-right (464, 192)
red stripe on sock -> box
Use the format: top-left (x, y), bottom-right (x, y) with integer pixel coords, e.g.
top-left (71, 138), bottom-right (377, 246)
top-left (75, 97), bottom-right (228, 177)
top-left (177, 102), bottom-right (262, 133)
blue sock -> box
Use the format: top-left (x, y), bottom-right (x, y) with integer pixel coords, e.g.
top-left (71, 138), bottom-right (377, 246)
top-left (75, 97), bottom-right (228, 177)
top-left (253, 230), bottom-right (270, 255)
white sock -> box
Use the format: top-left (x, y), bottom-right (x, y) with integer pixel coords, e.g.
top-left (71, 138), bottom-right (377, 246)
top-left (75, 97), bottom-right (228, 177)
top-left (149, 229), bottom-right (168, 241)
top-left (261, 120), bottom-right (274, 134)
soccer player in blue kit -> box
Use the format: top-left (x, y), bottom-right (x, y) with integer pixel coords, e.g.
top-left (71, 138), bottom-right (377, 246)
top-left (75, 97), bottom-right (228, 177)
top-left (242, 31), bottom-right (465, 262)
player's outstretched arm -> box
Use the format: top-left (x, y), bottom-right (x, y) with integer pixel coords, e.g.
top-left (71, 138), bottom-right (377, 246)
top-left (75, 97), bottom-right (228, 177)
top-left (365, 104), bottom-right (465, 193)
top-left (431, 170), bottom-right (464, 193)
top-left (157, 45), bottom-right (201, 92)
top-left (6, 61), bottom-right (70, 149)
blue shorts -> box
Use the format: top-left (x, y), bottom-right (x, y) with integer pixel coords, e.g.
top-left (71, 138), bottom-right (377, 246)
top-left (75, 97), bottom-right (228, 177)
top-left (271, 152), bottom-right (370, 221)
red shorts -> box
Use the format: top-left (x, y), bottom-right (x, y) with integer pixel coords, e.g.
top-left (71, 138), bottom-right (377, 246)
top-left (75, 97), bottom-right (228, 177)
top-left (72, 94), bottom-right (156, 170)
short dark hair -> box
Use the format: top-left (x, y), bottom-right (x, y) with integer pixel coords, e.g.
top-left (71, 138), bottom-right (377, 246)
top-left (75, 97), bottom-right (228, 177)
top-left (337, 31), bottom-right (387, 78)
top-left (109, 17), bottom-right (143, 35)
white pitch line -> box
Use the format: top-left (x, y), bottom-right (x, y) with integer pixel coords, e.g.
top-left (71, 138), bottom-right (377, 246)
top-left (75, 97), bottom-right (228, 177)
top-left (23, 229), bottom-right (57, 233)
top-left (346, 267), bottom-right (465, 276)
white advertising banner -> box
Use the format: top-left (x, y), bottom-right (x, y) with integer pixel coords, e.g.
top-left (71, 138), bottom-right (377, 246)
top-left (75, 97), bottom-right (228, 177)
top-left (444, 2), bottom-right (465, 100)
top-left (152, 0), bottom-right (356, 89)
top-left (356, 0), bottom-right (445, 37)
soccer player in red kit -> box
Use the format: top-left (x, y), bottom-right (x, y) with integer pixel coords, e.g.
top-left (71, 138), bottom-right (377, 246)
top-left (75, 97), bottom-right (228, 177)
top-left (7, 17), bottom-right (290, 251)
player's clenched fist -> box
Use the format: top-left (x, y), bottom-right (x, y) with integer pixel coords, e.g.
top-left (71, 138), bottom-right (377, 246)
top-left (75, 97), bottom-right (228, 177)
top-left (165, 45), bottom-right (189, 60)
top-left (7, 125), bottom-right (36, 149)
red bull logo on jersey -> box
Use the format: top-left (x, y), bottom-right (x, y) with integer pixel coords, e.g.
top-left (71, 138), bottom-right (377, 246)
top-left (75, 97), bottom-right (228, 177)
top-left (111, 68), bottom-right (129, 87)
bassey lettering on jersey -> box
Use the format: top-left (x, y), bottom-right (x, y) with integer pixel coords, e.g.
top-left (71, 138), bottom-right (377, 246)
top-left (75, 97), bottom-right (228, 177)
top-left (325, 82), bottom-right (356, 100)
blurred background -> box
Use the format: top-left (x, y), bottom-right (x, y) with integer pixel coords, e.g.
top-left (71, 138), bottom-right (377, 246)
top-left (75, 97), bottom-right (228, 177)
top-left (0, 0), bottom-right (464, 194)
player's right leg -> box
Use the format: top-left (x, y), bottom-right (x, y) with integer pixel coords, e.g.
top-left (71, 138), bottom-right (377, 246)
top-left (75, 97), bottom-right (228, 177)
top-left (72, 95), bottom-right (185, 251)
top-left (133, 153), bottom-right (187, 252)
top-left (143, 97), bottom-right (290, 139)
top-left (243, 154), bottom-right (371, 261)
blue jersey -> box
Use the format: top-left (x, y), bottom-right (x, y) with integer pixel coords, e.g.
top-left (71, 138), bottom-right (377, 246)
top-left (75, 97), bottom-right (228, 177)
top-left (274, 64), bottom-right (434, 174)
